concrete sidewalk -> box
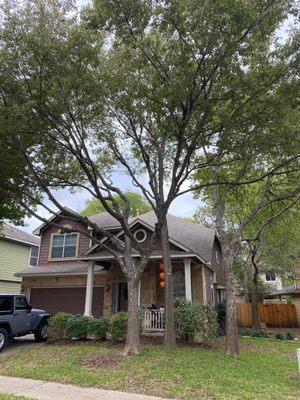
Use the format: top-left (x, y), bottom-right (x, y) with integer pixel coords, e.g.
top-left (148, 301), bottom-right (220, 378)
top-left (0, 375), bottom-right (172, 400)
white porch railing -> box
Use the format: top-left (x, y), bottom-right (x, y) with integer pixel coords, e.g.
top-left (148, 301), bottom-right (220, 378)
top-left (142, 309), bottom-right (165, 332)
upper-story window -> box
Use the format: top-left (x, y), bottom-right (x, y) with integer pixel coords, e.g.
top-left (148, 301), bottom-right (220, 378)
top-left (265, 271), bottom-right (276, 281)
top-left (50, 231), bottom-right (78, 259)
top-left (29, 246), bottom-right (39, 267)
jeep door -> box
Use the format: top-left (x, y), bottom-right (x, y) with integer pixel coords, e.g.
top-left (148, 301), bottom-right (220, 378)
top-left (13, 297), bottom-right (31, 334)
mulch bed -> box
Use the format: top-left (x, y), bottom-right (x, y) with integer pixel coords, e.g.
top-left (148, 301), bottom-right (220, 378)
top-left (80, 351), bottom-right (123, 370)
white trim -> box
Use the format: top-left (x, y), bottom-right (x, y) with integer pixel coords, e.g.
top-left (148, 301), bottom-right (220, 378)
top-left (134, 229), bottom-right (147, 243)
top-left (78, 253), bottom-right (214, 271)
top-left (28, 246), bottom-right (39, 267)
top-left (97, 218), bottom-right (202, 259)
top-left (15, 270), bottom-right (108, 278)
top-left (184, 258), bottom-right (192, 301)
top-left (84, 261), bottom-right (95, 317)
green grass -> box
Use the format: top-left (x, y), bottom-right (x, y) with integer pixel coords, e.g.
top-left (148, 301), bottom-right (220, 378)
top-left (0, 338), bottom-right (299, 400)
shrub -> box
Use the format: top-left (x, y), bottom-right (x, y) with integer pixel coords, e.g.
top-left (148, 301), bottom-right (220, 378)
top-left (109, 312), bottom-right (127, 343)
top-left (66, 315), bottom-right (91, 339)
top-left (88, 317), bottom-right (109, 341)
top-left (48, 312), bottom-right (73, 340)
top-left (174, 298), bottom-right (196, 341)
top-left (238, 329), bottom-right (268, 338)
top-left (274, 332), bottom-right (285, 340)
top-left (285, 331), bottom-right (295, 340)
top-left (174, 298), bottom-right (217, 343)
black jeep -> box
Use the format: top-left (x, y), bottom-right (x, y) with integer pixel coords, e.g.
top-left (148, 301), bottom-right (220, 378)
top-left (0, 294), bottom-right (51, 352)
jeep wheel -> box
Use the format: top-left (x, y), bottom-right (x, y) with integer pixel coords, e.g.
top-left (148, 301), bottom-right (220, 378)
top-left (34, 321), bottom-right (48, 343)
top-left (0, 328), bottom-right (8, 353)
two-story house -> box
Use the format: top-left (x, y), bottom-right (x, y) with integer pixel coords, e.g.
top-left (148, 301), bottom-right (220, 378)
top-left (268, 260), bottom-right (300, 328)
top-left (16, 210), bottom-right (226, 325)
top-left (0, 223), bottom-right (40, 293)
top-left (260, 270), bottom-right (283, 291)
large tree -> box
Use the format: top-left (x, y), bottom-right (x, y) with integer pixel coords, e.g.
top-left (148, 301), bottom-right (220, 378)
top-left (0, 0), bottom-right (161, 355)
top-left (86, 0), bottom-right (298, 350)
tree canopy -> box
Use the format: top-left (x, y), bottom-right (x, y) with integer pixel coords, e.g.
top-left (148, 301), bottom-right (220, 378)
top-left (0, 0), bottom-right (299, 355)
top-left (81, 191), bottom-right (152, 217)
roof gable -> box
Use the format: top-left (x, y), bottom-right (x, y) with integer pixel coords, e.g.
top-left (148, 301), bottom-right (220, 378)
top-left (82, 211), bottom-right (216, 263)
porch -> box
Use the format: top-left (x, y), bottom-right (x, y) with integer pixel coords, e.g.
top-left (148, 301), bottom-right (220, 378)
top-left (83, 257), bottom-right (214, 332)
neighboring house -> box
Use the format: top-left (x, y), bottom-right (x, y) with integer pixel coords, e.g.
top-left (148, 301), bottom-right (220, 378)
top-left (16, 210), bottom-right (226, 324)
top-left (268, 261), bottom-right (300, 328)
top-left (260, 270), bottom-right (283, 291)
top-left (0, 223), bottom-right (40, 294)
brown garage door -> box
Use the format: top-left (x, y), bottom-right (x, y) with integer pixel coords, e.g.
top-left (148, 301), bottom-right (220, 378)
top-left (30, 287), bottom-right (104, 317)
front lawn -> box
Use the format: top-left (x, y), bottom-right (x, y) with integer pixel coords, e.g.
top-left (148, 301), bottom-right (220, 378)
top-left (0, 337), bottom-right (299, 400)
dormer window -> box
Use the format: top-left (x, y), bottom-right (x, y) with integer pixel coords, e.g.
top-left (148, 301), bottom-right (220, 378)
top-left (50, 231), bottom-right (78, 259)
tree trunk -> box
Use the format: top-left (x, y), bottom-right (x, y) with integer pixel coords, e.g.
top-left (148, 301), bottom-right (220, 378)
top-left (243, 268), bottom-right (250, 303)
top-left (123, 278), bottom-right (140, 355)
top-left (122, 238), bottom-right (142, 356)
top-left (251, 261), bottom-right (260, 330)
top-left (161, 218), bottom-right (177, 349)
top-left (224, 244), bottom-right (239, 356)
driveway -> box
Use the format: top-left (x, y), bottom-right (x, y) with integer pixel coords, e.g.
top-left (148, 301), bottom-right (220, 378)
top-left (1, 334), bottom-right (42, 356)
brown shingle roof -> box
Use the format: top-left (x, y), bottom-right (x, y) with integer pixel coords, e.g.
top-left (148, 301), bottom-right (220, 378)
top-left (86, 210), bottom-right (216, 263)
top-left (0, 223), bottom-right (40, 247)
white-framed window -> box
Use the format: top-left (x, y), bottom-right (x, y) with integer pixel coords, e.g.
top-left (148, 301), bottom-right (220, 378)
top-left (50, 232), bottom-right (78, 259)
top-left (265, 271), bottom-right (276, 282)
top-left (134, 229), bottom-right (147, 243)
top-left (173, 270), bottom-right (186, 298)
top-left (29, 246), bottom-right (39, 267)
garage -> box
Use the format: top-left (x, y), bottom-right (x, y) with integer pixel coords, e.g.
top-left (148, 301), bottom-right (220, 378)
top-left (30, 287), bottom-right (104, 317)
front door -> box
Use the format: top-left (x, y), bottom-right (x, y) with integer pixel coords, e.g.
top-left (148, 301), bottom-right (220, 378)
top-left (118, 283), bottom-right (128, 312)
top-left (13, 297), bottom-right (31, 334)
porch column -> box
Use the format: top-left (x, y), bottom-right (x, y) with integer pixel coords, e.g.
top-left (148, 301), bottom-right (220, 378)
top-left (184, 258), bottom-right (192, 301)
top-left (84, 261), bottom-right (95, 317)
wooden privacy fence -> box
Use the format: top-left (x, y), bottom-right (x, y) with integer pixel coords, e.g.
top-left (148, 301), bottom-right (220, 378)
top-left (237, 303), bottom-right (298, 328)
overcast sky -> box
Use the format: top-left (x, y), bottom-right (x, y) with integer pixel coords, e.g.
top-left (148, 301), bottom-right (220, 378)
top-left (10, 0), bottom-right (295, 234)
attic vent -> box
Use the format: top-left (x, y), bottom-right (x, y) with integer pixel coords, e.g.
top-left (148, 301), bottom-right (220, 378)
top-left (134, 229), bottom-right (147, 243)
